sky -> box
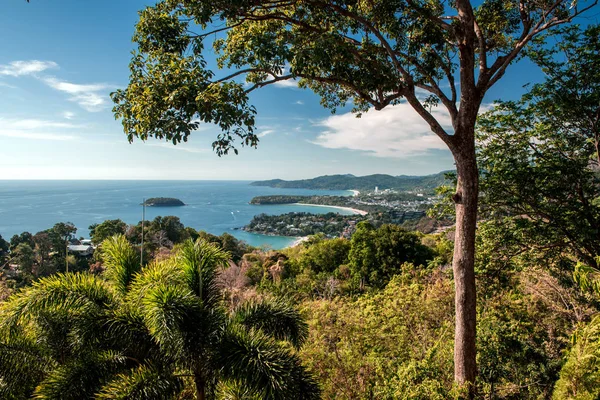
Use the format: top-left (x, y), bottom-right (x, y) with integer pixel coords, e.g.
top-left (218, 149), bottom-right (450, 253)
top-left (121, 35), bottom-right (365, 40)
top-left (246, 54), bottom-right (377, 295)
top-left (0, 1), bottom-right (593, 181)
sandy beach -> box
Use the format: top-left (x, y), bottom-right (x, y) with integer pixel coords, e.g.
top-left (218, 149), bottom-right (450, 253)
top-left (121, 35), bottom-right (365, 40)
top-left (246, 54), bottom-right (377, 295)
top-left (293, 203), bottom-right (368, 216)
top-left (350, 189), bottom-right (360, 197)
top-left (289, 236), bottom-right (310, 247)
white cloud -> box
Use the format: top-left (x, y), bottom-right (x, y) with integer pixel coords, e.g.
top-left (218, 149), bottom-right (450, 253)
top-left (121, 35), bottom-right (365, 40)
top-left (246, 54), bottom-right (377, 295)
top-left (258, 129), bottom-right (275, 138)
top-left (0, 81), bottom-right (17, 89)
top-left (146, 142), bottom-right (209, 154)
top-left (4, 118), bottom-right (83, 130)
top-left (63, 111), bottom-right (76, 120)
top-left (43, 77), bottom-right (110, 112)
top-left (0, 130), bottom-right (76, 141)
top-left (312, 103), bottom-right (452, 158)
top-left (0, 60), bottom-right (57, 77)
top-left (294, 100), bottom-right (304, 105)
top-left (274, 79), bottom-right (299, 88)
top-left (0, 60), bottom-right (111, 112)
top-left (0, 118), bottom-right (82, 141)
top-left (271, 66), bottom-right (300, 89)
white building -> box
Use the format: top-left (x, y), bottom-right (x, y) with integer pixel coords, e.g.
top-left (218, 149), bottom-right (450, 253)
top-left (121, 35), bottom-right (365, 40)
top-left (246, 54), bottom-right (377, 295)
top-left (68, 244), bottom-right (94, 257)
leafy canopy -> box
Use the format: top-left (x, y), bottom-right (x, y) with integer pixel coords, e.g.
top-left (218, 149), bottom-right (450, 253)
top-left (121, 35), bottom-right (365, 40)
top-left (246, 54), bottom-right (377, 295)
top-left (476, 24), bottom-right (600, 270)
top-left (112, 0), bottom-right (597, 154)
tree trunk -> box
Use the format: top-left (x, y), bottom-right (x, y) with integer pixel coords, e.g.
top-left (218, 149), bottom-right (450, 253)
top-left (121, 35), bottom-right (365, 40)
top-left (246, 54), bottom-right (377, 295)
top-left (194, 371), bottom-right (206, 400)
top-left (451, 137), bottom-right (479, 398)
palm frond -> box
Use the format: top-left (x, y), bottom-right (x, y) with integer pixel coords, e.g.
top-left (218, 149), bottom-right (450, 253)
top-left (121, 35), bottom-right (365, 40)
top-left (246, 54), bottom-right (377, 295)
top-left (102, 235), bottom-right (141, 295)
top-left (0, 331), bottom-right (52, 399)
top-left (231, 299), bottom-right (308, 350)
top-left (217, 380), bottom-right (261, 400)
top-left (126, 259), bottom-right (185, 308)
top-left (96, 364), bottom-right (183, 400)
top-left (102, 305), bottom-right (165, 364)
top-left (177, 239), bottom-right (230, 304)
top-left (141, 284), bottom-right (204, 359)
top-left (218, 326), bottom-right (321, 400)
top-left (0, 273), bottom-right (114, 329)
top-left (33, 350), bottom-right (126, 400)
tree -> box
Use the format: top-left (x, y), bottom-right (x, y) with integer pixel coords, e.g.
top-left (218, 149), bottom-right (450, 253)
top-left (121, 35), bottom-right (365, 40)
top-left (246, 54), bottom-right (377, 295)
top-left (32, 231), bottom-right (55, 276)
top-left (148, 215), bottom-right (187, 244)
top-left (0, 236), bottom-right (319, 399)
top-left (112, 0), bottom-right (598, 391)
top-left (553, 261), bottom-right (600, 399)
top-left (477, 25), bottom-right (600, 271)
top-left (11, 243), bottom-right (34, 277)
top-left (373, 224), bottom-right (433, 280)
top-left (0, 234), bottom-right (9, 266)
top-left (89, 219), bottom-right (128, 245)
top-left (349, 222), bottom-right (433, 288)
top-left (10, 231), bottom-right (33, 250)
top-left (300, 237), bottom-right (350, 274)
top-left (348, 221), bottom-right (378, 289)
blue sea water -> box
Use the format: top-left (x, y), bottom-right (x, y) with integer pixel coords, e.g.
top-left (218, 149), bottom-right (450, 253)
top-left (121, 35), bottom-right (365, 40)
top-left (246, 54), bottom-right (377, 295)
top-left (0, 181), bottom-right (355, 249)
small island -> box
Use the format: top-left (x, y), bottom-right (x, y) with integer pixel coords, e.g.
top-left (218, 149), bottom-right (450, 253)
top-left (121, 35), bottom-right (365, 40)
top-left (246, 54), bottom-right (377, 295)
top-left (143, 197), bottom-right (185, 207)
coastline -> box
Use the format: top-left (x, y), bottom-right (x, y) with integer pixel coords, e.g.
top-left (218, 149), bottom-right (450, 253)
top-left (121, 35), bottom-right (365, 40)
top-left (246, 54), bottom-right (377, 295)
top-left (350, 189), bottom-right (360, 197)
top-left (292, 202), bottom-right (368, 216)
top-left (289, 236), bottom-right (309, 247)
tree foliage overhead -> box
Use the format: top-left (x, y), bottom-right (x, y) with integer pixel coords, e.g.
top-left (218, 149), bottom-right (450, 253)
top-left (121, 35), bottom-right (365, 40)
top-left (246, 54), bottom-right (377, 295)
top-left (112, 0), bottom-right (597, 155)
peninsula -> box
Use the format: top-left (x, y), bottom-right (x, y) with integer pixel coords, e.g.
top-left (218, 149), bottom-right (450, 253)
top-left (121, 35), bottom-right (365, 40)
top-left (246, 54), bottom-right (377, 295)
top-left (250, 171), bottom-right (451, 194)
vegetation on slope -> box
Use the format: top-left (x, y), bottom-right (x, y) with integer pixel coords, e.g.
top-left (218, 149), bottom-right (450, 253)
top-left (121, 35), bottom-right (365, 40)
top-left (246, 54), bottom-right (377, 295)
top-left (250, 172), bottom-right (450, 193)
top-left (143, 197), bottom-right (185, 207)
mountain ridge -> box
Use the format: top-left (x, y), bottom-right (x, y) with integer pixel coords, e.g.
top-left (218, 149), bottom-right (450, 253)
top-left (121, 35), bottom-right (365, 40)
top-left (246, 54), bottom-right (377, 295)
top-left (250, 171), bottom-right (453, 192)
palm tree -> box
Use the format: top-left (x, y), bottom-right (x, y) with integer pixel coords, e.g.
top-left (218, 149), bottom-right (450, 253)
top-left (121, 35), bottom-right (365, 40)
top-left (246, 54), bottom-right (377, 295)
top-left (0, 236), bottom-right (320, 399)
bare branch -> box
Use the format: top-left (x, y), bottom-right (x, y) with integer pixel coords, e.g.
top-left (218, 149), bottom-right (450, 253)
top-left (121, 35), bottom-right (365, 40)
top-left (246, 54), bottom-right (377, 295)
top-left (244, 74), bottom-right (294, 93)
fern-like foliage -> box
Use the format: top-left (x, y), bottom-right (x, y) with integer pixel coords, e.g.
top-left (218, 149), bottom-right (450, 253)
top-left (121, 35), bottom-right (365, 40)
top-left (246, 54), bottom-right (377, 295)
top-left (102, 235), bottom-right (141, 295)
top-left (0, 237), bottom-right (319, 399)
top-left (232, 299), bottom-right (309, 350)
top-left (96, 364), bottom-right (184, 400)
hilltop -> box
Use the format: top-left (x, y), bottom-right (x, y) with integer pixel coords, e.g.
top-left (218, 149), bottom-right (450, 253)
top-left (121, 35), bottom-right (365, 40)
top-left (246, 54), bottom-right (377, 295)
top-left (250, 171), bottom-right (452, 193)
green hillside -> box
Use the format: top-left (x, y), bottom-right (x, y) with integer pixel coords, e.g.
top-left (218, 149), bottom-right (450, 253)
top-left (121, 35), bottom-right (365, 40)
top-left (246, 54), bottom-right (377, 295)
top-left (250, 171), bottom-right (452, 193)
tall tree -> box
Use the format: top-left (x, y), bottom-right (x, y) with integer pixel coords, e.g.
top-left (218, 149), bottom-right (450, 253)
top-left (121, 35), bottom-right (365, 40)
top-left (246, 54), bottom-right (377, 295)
top-left (112, 0), bottom-right (598, 391)
top-left (89, 219), bottom-right (128, 245)
top-left (477, 24), bottom-right (600, 271)
top-left (10, 231), bottom-right (33, 250)
top-left (0, 235), bottom-right (8, 266)
top-left (32, 232), bottom-right (54, 276)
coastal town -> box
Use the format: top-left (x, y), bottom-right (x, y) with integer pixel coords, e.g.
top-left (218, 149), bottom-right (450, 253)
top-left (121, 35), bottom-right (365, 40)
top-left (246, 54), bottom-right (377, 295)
top-left (244, 189), bottom-right (441, 238)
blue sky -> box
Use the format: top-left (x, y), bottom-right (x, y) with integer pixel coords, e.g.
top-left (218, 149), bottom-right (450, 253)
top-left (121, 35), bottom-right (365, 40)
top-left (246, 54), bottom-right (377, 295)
top-left (0, 1), bottom-right (586, 180)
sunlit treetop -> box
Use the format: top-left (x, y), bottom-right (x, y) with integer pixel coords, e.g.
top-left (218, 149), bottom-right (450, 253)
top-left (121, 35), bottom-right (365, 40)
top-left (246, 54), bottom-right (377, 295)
top-left (112, 0), bottom-right (598, 155)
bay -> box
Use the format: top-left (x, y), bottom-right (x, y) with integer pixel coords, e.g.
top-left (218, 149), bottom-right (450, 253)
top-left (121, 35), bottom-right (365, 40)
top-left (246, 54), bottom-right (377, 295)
top-left (0, 180), bottom-right (355, 249)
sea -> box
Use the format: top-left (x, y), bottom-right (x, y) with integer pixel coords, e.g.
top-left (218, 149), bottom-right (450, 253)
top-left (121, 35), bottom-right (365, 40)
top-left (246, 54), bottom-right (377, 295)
top-left (0, 180), bottom-right (355, 249)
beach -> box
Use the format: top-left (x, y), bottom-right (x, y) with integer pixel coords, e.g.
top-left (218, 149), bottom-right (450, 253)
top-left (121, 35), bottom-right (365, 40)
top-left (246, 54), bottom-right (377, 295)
top-left (293, 203), bottom-right (368, 216)
top-left (289, 236), bottom-right (309, 247)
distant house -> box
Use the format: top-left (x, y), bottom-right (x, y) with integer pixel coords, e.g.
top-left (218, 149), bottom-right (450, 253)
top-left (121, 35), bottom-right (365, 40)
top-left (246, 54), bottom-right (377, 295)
top-left (68, 244), bottom-right (94, 257)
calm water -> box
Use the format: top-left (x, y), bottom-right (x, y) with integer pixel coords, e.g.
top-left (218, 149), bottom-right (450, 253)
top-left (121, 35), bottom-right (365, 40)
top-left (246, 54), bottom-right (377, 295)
top-left (0, 181), bottom-right (354, 249)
